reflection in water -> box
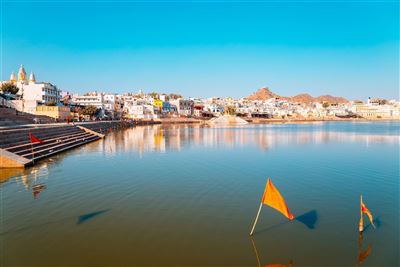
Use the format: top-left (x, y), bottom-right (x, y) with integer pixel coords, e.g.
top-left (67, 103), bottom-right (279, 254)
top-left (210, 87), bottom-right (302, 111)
top-left (1, 163), bottom-right (50, 189)
top-left (0, 168), bottom-right (24, 184)
top-left (2, 123), bottom-right (398, 188)
top-left (77, 209), bottom-right (110, 225)
top-left (32, 183), bottom-right (47, 199)
top-left (92, 124), bottom-right (399, 157)
top-left (295, 210), bottom-right (318, 229)
top-left (251, 237), bottom-right (294, 267)
top-left (1, 150), bottom-right (69, 188)
top-left (357, 233), bottom-right (372, 266)
top-left (4, 123), bottom-right (397, 186)
top-left (266, 261), bottom-right (294, 267)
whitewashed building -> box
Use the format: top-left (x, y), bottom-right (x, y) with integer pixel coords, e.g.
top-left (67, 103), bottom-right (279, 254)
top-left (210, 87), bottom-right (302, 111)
top-left (1, 65), bottom-right (61, 114)
top-left (72, 92), bottom-right (104, 109)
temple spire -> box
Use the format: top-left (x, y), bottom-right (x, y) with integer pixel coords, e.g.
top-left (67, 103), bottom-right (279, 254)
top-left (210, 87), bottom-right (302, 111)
top-left (18, 64), bottom-right (27, 81)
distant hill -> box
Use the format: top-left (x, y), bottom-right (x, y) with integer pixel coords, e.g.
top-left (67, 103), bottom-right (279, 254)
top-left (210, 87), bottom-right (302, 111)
top-left (246, 87), bottom-right (279, 101)
top-left (246, 87), bottom-right (348, 104)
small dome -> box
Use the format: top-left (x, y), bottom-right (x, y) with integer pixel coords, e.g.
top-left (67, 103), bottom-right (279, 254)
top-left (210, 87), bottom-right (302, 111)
top-left (29, 71), bottom-right (36, 82)
top-left (10, 71), bottom-right (16, 82)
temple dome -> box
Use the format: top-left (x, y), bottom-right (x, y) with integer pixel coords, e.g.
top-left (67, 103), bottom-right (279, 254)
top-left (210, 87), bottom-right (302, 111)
top-left (18, 64), bottom-right (27, 81)
top-left (29, 71), bottom-right (36, 83)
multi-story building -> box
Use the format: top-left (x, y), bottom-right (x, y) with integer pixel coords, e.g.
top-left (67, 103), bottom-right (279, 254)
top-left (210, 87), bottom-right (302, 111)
top-left (1, 65), bottom-right (61, 114)
top-left (170, 99), bottom-right (194, 116)
top-left (354, 103), bottom-right (399, 119)
top-left (71, 92), bottom-right (106, 117)
top-left (72, 92), bottom-right (104, 109)
top-left (123, 102), bottom-right (158, 119)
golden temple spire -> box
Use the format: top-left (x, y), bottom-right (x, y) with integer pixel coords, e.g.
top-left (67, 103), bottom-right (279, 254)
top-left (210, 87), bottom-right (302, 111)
top-left (18, 64), bottom-right (27, 81)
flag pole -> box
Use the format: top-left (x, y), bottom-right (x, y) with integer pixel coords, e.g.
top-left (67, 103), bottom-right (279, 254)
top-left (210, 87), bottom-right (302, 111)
top-left (359, 195), bottom-right (363, 232)
top-left (29, 133), bottom-right (35, 164)
top-left (250, 202), bottom-right (263, 236)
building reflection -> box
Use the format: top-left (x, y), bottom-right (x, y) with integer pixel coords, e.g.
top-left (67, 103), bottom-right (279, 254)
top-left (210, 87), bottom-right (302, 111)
top-left (92, 124), bottom-right (399, 156)
top-left (1, 162), bottom-right (50, 191)
top-left (2, 123), bottom-right (397, 187)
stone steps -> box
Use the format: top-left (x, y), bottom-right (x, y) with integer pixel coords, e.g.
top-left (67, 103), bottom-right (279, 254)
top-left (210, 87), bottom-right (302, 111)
top-left (0, 125), bottom-right (82, 148)
top-left (0, 124), bottom-right (101, 167)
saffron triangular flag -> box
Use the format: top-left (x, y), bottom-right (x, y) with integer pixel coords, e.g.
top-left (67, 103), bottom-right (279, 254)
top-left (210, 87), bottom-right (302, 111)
top-left (29, 133), bottom-right (44, 144)
top-left (262, 178), bottom-right (294, 220)
top-left (359, 196), bottom-right (375, 231)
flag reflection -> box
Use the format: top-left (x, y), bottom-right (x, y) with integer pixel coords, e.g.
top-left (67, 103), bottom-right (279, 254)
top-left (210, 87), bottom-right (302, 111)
top-left (250, 237), bottom-right (294, 267)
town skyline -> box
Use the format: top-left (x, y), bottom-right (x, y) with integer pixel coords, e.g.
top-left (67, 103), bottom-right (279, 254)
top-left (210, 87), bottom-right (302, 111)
top-left (2, 63), bottom-right (399, 122)
top-left (2, 1), bottom-right (398, 100)
top-left (3, 64), bottom-right (398, 102)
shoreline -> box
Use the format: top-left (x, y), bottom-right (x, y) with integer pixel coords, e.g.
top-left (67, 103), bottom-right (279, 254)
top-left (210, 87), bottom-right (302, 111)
top-left (0, 117), bottom-right (398, 130)
top-left (244, 118), bottom-right (399, 124)
top-left (155, 117), bottom-right (399, 125)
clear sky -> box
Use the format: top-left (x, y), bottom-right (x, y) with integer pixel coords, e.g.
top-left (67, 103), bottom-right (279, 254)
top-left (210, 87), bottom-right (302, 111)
top-left (1, 0), bottom-right (399, 100)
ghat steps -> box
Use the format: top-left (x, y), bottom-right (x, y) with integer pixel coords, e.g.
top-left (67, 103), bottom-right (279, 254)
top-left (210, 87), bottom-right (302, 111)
top-left (0, 121), bottom-right (133, 168)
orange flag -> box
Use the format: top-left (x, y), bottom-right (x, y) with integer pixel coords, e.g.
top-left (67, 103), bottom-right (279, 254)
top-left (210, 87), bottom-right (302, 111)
top-left (359, 196), bottom-right (375, 232)
top-left (262, 178), bottom-right (294, 220)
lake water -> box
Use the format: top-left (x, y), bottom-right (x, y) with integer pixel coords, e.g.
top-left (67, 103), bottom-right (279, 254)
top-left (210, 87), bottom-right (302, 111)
top-left (1, 122), bottom-right (399, 266)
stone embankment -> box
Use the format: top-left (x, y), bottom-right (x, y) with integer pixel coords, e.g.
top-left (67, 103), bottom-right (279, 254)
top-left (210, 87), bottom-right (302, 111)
top-left (0, 120), bottom-right (145, 168)
top-left (0, 107), bottom-right (54, 126)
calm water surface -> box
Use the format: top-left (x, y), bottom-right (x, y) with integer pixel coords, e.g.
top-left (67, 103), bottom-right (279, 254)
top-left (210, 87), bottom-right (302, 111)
top-left (1, 122), bottom-right (399, 266)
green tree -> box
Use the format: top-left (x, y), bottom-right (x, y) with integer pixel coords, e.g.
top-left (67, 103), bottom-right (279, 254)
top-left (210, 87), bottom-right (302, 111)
top-left (1, 83), bottom-right (19, 94)
top-left (80, 105), bottom-right (100, 117)
top-left (322, 102), bottom-right (330, 108)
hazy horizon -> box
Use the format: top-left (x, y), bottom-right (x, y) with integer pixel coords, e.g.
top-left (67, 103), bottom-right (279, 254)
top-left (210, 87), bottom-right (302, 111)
top-left (1, 1), bottom-right (398, 100)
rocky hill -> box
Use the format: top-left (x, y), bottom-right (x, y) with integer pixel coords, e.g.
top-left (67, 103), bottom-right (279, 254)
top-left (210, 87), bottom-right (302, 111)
top-left (246, 87), bottom-right (279, 101)
top-left (246, 87), bottom-right (348, 104)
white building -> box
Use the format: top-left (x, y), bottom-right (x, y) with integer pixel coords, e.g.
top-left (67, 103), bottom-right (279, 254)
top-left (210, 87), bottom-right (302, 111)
top-left (72, 92), bottom-right (104, 109)
top-left (123, 102), bottom-right (158, 119)
top-left (103, 93), bottom-right (116, 111)
top-left (1, 65), bottom-right (61, 114)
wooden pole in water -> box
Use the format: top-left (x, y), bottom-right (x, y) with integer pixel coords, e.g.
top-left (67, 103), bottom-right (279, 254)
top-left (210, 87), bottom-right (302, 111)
top-left (359, 195), bottom-right (363, 232)
top-left (250, 202), bottom-right (263, 236)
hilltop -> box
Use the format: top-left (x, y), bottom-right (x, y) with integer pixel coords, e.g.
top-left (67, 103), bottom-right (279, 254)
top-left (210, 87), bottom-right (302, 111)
top-left (246, 87), bottom-right (349, 104)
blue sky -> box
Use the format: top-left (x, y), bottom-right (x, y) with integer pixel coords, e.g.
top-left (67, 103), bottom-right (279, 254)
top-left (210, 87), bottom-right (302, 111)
top-left (1, 0), bottom-right (399, 100)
